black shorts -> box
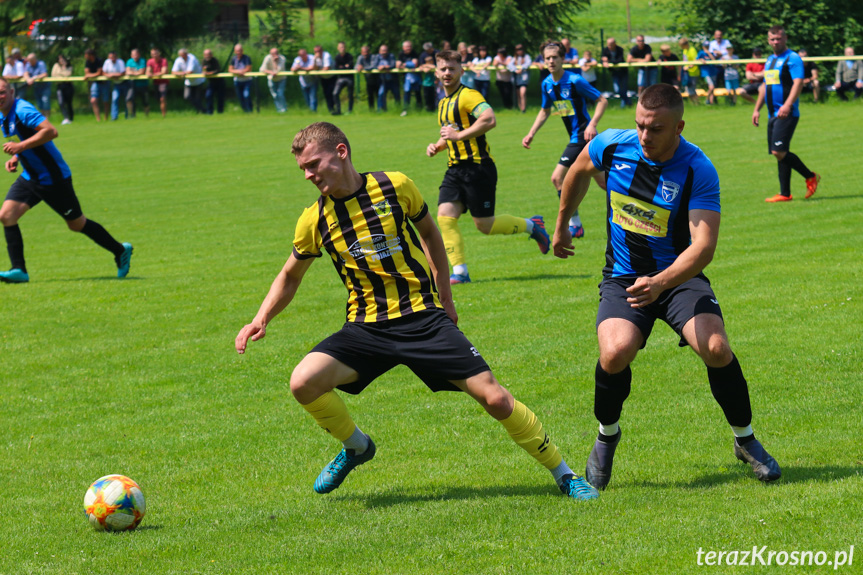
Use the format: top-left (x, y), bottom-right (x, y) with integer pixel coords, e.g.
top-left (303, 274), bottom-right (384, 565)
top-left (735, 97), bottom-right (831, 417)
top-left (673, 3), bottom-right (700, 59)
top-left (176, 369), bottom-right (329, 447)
top-left (767, 116), bottom-right (798, 154)
top-left (596, 275), bottom-right (723, 348)
top-left (743, 82), bottom-right (761, 96)
top-left (310, 309), bottom-right (491, 395)
top-left (438, 161), bottom-right (497, 218)
top-left (558, 142), bottom-right (587, 168)
top-left (5, 176), bottom-right (83, 221)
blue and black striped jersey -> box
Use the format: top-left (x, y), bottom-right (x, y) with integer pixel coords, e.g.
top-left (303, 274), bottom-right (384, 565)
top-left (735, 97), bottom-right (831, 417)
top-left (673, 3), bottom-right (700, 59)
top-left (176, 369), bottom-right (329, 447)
top-left (764, 49), bottom-right (804, 118)
top-left (0, 99), bottom-right (71, 185)
top-left (588, 129), bottom-right (720, 278)
top-left (540, 71), bottom-right (602, 144)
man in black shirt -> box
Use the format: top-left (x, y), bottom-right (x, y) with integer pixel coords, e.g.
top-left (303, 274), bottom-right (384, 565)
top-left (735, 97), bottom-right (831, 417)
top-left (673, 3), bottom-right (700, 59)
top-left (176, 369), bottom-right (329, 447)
top-left (798, 49), bottom-right (820, 102)
top-left (657, 44), bottom-right (680, 86)
top-left (202, 49), bottom-right (225, 114)
top-left (601, 37), bottom-right (629, 107)
top-left (332, 42), bottom-right (354, 115)
top-left (628, 35), bottom-right (655, 96)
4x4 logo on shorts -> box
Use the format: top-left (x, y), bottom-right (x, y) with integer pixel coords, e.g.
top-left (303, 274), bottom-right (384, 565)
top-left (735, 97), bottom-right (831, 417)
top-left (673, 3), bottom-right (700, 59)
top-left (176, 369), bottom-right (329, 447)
top-left (661, 180), bottom-right (680, 203)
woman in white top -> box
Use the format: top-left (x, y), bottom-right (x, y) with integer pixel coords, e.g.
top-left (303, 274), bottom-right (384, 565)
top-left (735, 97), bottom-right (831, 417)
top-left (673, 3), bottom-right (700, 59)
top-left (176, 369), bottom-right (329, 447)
top-left (578, 50), bottom-right (598, 88)
top-left (470, 46), bottom-right (493, 98)
top-left (492, 47), bottom-right (514, 109)
top-left (51, 54), bottom-right (75, 124)
top-left (512, 44), bottom-right (532, 112)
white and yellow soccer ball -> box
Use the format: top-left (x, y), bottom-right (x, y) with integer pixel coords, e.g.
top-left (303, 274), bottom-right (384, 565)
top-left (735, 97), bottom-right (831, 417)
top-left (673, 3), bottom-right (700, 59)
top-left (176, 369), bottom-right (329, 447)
top-left (83, 475), bottom-right (146, 531)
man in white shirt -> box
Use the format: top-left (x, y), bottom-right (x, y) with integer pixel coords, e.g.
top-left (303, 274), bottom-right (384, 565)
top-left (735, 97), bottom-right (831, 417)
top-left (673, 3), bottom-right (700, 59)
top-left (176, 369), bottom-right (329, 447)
top-left (708, 30), bottom-right (732, 86)
top-left (172, 49), bottom-right (205, 113)
top-left (101, 51), bottom-right (127, 120)
top-left (260, 48), bottom-right (287, 113)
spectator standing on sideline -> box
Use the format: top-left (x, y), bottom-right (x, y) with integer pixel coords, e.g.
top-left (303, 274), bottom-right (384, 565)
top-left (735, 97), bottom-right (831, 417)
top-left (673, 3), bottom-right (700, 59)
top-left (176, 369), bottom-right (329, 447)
top-left (522, 40), bottom-right (608, 240)
top-left (313, 45), bottom-right (336, 114)
top-left (561, 38), bottom-right (579, 68)
top-left (554, 83), bottom-right (782, 490)
top-left (102, 51), bottom-right (127, 120)
top-left (375, 44), bottom-right (398, 112)
top-left (678, 38), bottom-right (700, 104)
top-left (657, 44), bottom-right (680, 87)
top-left (3, 53), bottom-right (25, 94)
top-left (202, 49), bottom-right (225, 115)
top-left (697, 41), bottom-right (718, 105)
top-left (397, 40), bottom-right (423, 116)
top-left (721, 45), bottom-right (746, 105)
top-left (355, 45), bottom-right (378, 112)
top-left (833, 47), bottom-right (862, 100)
top-left (470, 46), bottom-right (493, 99)
top-left (578, 50), bottom-right (599, 88)
top-left (292, 48), bottom-right (319, 112)
top-left (51, 55), bottom-right (74, 124)
top-left (84, 49), bottom-right (109, 122)
top-left (492, 47), bottom-right (514, 109)
top-left (798, 49), bottom-right (820, 103)
top-left (146, 48), bottom-right (169, 117)
top-left (742, 47), bottom-right (765, 100)
top-left (602, 37), bottom-right (629, 107)
top-left (628, 35), bottom-right (655, 96)
top-left (752, 25), bottom-right (820, 202)
top-left (172, 49), bottom-right (205, 113)
top-left (125, 49), bottom-right (149, 118)
top-left (420, 54), bottom-right (438, 112)
top-left (332, 42), bottom-right (354, 115)
top-left (513, 44), bottom-right (531, 113)
top-left (421, 42), bottom-right (437, 66)
top-left (260, 47), bottom-right (287, 113)
top-left (229, 44), bottom-right (254, 113)
top-left (23, 54), bottom-right (50, 117)
top-left (457, 43), bottom-right (476, 88)
top-left (709, 29), bottom-right (732, 87)
top-left (426, 50), bottom-right (552, 285)
top-left (0, 78), bottom-right (133, 284)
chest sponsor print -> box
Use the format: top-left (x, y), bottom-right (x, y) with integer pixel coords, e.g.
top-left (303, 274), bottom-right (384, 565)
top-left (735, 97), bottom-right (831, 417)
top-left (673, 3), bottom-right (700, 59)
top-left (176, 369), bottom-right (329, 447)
top-left (610, 190), bottom-right (670, 237)
top-left (345, 234), bottom-right (403, 263)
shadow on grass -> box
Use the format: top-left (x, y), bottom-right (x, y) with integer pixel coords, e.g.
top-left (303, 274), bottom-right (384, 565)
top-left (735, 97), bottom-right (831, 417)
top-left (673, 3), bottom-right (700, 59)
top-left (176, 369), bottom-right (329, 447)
top-left (808, 195), bottom-right (863, 202)
top-left (338, 483), bottom-right (557, 508)
top-left (40, 276), bottom-right (146, 282)
top-left (627, 464), bottom-right (861, 489)
top-left (475, 273), bottom-right (593, 283)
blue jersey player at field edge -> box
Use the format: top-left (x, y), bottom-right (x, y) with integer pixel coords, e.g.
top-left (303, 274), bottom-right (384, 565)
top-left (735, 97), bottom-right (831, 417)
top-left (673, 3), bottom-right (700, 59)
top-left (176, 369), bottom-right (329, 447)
top-left (751, 25), bottom-right (820, 202)
top-left (523, 41), bottom-right (607, 240)
top-left (554, 83), bottom-right (781, 489)
top-left (0, 78), bottom-right (132, 283)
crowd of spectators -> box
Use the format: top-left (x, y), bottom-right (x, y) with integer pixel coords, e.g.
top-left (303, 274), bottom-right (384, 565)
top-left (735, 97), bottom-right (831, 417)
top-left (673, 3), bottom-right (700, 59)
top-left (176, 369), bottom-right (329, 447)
top-left (2, 35), bottom-right (860, 121)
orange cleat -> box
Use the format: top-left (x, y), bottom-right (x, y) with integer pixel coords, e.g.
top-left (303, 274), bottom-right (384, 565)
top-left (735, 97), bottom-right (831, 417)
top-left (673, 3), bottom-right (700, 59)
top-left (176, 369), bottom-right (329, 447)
top-left (765, 194), bottom-right (793, 203)
top-left (805, 172), bottom-right (820, 199)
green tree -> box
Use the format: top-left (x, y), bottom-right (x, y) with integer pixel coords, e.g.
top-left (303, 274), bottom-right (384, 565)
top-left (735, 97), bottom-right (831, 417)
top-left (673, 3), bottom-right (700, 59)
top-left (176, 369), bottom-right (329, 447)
top-left (670, 0), bottom-right (863, 57)
top-left (325, 0), bottom-right (589, 51)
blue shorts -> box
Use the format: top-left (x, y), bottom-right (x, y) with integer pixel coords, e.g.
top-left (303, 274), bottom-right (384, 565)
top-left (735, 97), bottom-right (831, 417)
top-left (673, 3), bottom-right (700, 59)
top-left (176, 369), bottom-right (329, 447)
top-left (89, 81), bottom-right (110, 102)
top-left (724, 78), bottom-right (740, 92)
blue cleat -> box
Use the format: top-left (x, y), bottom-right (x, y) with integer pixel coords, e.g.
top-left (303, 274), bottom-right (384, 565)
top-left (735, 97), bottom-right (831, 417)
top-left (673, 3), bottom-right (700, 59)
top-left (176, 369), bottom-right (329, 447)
top-left (314, 436), bottom-right (376, 494)
top-left (586, 428), bottom-right (621, 490)
top-left (569, 224), bottom-right (585, 239)
top-left (450, 273), bottom-right (471, 285)
top-left (116, 243), bottom-right (133, 278)
top-left (734, 438), bottom-right (781, 482)
top-left (559, 473), bottom-right (599, 500)
top-left (529, 215), bottom-right (550, 254)
top-left (0, 268), bottom-right (29, 283)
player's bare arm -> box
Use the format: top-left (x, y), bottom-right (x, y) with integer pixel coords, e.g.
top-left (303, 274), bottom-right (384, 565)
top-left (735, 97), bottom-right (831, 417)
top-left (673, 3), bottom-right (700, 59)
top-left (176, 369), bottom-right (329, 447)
top-left (554, 147), bottom-right (599, 258)
top-left (2, 119), bottom-right (57, 156)
top-left (413, 212), bottom-right (458, 325)
top-left (584, 95), bottom-right (609, 141)
top-left (522, 107), bottom-right (552, 148)
top-left (235, 254), bottom-right (315, 353)
top-left (751, 83), bottom-right (766, 126)
top-left (625, 208), bottom-right (719, 308)
top-left (778, 78), bottom-right (803, 118)
top-left (5, 155), bottom-right (18, 173)
top-left (426, 138), bottom-right (446, 157)
top-left (442, 108), bottom-right (496, 142)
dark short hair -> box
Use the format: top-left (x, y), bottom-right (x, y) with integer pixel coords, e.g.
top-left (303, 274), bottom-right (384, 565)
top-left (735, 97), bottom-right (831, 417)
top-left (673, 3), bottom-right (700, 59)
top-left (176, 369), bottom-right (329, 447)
top-left (436, 49), bottom-right (461, 65)
top-left (768, 25), bottom-right (785, 36)
top-left (291, 122), bottom-right (351, 159)
top-left (540, 40), bottom-right (565, 58)
top-left (753, 47), bottom-right (763, 55)
top-left (639, 84), bottom-right (684, 117)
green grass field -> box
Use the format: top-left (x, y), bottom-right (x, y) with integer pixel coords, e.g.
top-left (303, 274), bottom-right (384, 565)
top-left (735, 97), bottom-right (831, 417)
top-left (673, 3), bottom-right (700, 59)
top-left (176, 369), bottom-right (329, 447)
top-left (1, 100), bottom-right (861, 574)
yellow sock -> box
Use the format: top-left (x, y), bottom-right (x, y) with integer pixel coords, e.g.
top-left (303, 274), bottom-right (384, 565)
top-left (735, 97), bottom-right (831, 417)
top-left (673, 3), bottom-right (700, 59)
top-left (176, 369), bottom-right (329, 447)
top-left (500, 400), bottom-right (563, 470)
top-left (301, 391), bottom-right (357, 442)
top-left (489, 214), bottom-right (527, 235)
top-left (438, 215), bottom-right (466, 267)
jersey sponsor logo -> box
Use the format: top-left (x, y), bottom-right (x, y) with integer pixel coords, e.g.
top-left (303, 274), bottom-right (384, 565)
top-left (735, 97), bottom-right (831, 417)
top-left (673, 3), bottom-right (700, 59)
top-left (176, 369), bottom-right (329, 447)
top-left (553, 99), bottom-right (575, 117)
top-left (614, 163), bottom-right (631, 170)
top-left (661, 180), bottom-right (681, 203)
top-left (764, 69), bottom-right (780, 85)
top-left (610, 190), bottom-right (670, 237)
top-left (373, 199), bottom-right (392, 218)
top-left (345, 234), bottom-right (402, 263)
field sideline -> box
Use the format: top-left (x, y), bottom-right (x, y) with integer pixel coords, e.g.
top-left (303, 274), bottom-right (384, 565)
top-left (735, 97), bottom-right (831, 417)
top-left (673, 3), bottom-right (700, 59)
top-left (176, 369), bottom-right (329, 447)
top-left (1, 102), bottom-right (861, 574)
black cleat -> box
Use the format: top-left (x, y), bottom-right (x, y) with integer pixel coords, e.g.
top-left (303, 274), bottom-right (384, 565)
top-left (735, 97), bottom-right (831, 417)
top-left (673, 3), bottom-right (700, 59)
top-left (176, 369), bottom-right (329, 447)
top-left (585, 428), bottom-right (621, 490)
top-left (734, 438), bottom-right (781, 482)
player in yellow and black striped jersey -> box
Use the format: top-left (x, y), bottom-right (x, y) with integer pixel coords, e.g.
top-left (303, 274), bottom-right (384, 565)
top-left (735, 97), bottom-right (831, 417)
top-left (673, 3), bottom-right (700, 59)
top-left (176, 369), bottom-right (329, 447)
top-left (426, 50), bottom-right (552, 286)
top-left (236, 122), bottom-right (598, 501)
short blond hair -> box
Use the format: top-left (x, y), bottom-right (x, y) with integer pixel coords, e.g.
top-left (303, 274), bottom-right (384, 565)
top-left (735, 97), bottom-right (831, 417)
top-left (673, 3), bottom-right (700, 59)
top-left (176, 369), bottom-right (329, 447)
top-left (291, 122), bottom-right (351, 158)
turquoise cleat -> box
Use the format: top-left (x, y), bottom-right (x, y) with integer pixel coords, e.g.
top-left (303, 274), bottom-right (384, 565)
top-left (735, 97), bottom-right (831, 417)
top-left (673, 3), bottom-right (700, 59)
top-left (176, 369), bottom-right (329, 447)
top-left (0, 268), bottom-right (30, 283)
top-left (559, 473), bottom-right (599, 501)
top-left (314, 436), bottom-right (376, 494)
top-left (116, 243), bottom-right (133, 278)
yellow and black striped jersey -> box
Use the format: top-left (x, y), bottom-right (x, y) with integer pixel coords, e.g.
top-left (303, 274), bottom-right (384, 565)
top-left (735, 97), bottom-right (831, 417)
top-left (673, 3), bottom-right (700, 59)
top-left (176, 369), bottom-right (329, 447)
top-left (293, 171), bottom-right (442, 323)
top-left (437, 85), bottom-right (494, 166)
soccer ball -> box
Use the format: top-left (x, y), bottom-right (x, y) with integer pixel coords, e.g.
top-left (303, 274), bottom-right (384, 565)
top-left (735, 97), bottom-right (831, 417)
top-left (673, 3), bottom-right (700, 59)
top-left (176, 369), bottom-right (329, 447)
top-left (83, 475), bottom-right (146, 531)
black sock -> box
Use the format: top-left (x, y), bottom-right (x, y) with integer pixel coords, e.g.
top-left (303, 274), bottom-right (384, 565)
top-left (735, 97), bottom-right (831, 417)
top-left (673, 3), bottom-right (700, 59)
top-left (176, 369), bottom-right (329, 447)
top-left (80, 219), bottom-right (123, 258)
top-left (4, 224), bottom-right (26, 273)
top-left (594, 361), bottom-right (632, 425)
top-left (736, 433), bottom-right (756, 446)
top-left (706, 354), bottom-right (752, 428)
top-left (783, 152), bottom-right (814, 179)
top-left (777, 157), bottom-right (793, 197)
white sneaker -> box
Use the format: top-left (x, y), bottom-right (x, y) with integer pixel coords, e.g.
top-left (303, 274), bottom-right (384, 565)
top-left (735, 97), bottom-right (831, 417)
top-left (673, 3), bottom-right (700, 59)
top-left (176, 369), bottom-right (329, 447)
top-left (400, 110), bottom-right (408, 117)
top-left (61, 119), bottom-right (72, 125)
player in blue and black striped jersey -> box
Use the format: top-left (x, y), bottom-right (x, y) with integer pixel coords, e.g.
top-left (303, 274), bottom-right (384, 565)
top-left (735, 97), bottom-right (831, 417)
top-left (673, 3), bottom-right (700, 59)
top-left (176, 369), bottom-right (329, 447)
top-left (0, 78), bottom-right (132, 283)
top-left (752, 25), bottom-right (820, 202)
top-left (555, 84), bottom-right (781, 489)
top-left (523, 41), bottom-right (607, 240)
